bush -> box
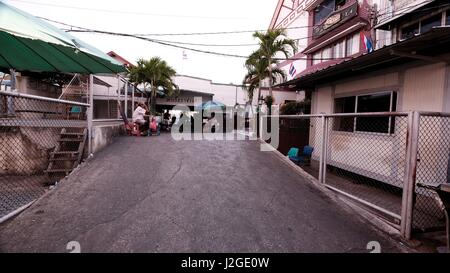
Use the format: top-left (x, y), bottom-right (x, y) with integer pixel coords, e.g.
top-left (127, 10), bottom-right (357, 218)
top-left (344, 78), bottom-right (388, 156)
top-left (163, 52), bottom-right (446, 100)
top-left (280, 100), bottom-right (310, 115)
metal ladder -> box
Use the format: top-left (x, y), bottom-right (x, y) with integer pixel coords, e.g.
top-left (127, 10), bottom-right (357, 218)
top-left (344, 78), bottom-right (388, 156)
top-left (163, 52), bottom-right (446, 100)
top-left (45, 128), bottom-right (87, 178)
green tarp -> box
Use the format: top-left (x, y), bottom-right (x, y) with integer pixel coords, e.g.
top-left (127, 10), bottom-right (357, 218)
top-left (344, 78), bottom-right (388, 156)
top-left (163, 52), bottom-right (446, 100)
top-left (0, 1), bottom-right (126, 74)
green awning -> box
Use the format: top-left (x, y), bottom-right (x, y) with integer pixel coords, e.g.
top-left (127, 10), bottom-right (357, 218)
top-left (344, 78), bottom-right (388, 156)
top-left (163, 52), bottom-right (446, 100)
top-left (0, 1), bottom-right (126, 74)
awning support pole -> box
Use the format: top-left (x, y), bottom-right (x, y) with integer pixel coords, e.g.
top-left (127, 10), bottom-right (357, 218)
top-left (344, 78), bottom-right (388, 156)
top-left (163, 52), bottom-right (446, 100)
top-left (117, 74), bottom-right (120, 119)
top-left (88, 74), bottom-right (94, 155)
top-left (132, 84), bottom-right (135, 113)
top-left (125, 80), bottom-right (128, 119)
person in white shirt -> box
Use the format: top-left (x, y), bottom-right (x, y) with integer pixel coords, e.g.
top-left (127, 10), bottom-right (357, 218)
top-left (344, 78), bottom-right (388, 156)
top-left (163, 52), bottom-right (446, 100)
top-left (132, 102), bottom-right (148, 130)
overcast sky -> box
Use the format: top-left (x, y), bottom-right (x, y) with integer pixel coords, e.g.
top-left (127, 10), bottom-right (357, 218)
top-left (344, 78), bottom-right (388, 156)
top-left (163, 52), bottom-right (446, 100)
top-left (4, 0), bottom-right (278, 85)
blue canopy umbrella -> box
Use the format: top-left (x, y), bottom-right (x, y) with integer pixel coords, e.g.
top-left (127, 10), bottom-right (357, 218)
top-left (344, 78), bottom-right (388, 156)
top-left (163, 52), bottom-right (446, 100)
top-left (194, 101), bottom-right (226, 112)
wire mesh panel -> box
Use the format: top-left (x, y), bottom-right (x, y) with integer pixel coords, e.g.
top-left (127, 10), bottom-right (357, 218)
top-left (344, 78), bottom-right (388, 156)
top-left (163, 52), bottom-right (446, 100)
top-left (278, 116), bottom-right (323, 180)
top-left (0, 92), bottom-right (88, 219)
top-left (324, 114), bottom-right (408, 225)
top-left (413, 114), bottom-right (450, 231)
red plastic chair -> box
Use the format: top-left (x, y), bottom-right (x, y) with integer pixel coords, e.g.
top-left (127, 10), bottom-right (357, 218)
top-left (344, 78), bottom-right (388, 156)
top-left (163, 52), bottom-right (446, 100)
top-left (118, 102), bottom-right (141, 137)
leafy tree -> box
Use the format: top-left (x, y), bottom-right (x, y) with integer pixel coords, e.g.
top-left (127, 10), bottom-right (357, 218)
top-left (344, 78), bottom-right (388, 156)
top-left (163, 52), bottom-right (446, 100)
top-left (280, 100), bottom-right (311, 115)
top-left (129, 57), bottom-right (178, 113)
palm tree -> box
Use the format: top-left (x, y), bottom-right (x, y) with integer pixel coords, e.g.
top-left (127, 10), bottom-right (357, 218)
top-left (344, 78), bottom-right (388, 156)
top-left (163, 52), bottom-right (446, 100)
top-left (243, 50), bottom-right (285, 114)
top-left (252, 29), bottom-right (297, 98)
top-left (129, 57), bottom-right (178, 113)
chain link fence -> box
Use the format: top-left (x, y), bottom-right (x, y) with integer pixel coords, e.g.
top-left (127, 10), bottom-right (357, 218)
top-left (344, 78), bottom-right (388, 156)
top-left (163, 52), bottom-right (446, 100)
top-left (413, 114), bottom-right (450, 231)
top-left (273, 111), bottom-right (449, 236)
top-left (324, 113), bottom-right (408, 225)
top-left (0, 91), bottom-right (88, 219)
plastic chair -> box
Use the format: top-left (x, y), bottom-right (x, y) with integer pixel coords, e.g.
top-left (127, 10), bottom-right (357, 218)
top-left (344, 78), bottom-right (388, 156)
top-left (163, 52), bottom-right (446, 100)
top-left (287, 147), bottom-right (301, 164)
top-left (300, 146), bottom-right (314, 166)
top-left (68, 106), bottom-right (82, 119)
top-left (118, 102), bottom-right (141, 136)
top-left (287, 146), bottom-right (314, 166)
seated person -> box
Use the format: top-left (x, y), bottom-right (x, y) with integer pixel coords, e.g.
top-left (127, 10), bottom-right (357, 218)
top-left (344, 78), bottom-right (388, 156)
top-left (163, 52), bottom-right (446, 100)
top-left (149, 116), bottom-right (161, 136)
top-left (132, 102), bottom-right (149, 131)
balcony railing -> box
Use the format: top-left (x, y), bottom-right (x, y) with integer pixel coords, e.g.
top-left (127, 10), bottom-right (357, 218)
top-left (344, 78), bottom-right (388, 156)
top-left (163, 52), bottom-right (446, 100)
top-left (378, 0), bottom-right (433, 24)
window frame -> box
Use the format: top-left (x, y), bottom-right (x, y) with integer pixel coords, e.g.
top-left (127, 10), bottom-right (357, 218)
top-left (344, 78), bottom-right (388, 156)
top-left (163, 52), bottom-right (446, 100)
top-left (312, 50), bottom-right (322, 65)
top-left (313, 0), bottom-right (336, 26)
top-left (333, 91), bottom-right (398, 135)
top-left (399, 9), bottom-right (449, 40)
top-left (345, 32), bottom-right (360, 56)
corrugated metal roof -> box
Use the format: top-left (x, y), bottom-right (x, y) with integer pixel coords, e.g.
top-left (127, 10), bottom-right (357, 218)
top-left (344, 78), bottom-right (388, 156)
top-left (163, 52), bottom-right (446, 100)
top-left (0, 2), bottom-right (126, 74)
top-left (278, 27), bottom-right (450, 89)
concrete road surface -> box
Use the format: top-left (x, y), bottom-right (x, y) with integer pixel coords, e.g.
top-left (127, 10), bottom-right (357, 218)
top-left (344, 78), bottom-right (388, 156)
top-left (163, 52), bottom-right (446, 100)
top-left (0, 134), bottom-right (405, 252)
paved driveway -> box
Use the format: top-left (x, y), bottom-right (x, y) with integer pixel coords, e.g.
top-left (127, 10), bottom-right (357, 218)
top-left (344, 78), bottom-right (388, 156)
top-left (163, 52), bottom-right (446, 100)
top-left (0, 134), bottom-right (403, 252)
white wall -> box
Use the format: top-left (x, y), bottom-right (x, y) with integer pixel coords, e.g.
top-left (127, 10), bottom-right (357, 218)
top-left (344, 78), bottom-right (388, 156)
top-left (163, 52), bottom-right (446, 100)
top-left (308, 62), bottom-right (449, 188)
top-left (173, 75), bottom-right (213, 94)
top-left (173, 75), bottom-right (247, 107)
top-left (211, 83), bottom-right (247, 107)
top-left (273, 1), bottom-right (310, 81)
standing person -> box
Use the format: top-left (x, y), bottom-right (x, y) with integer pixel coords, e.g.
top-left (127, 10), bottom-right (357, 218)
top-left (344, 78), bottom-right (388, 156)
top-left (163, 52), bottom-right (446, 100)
top-left (132, 102), bottom-right (149, 132)
top-left (163, 109), bottom-right (170, 121)
top-left (162, 110), bottom-right (170, 131)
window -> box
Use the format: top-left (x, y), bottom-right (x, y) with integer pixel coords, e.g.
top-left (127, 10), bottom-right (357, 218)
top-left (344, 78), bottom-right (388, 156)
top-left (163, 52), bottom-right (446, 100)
top-left (333, 40), bottom-right (345, 59)
top-left (421, 14), bottom-right (442, 33)
top-left (333, 92), bottom-right (397, 134)
top-left (322, 46), bottom-right (332, 61)
top-left (400, 23), bottom-right (419, 40)
top-left (314, 0), bottom-right (335, 25)
top-left (335, 0), bottom-right (346, 9)
top-left (312, 51), bottom-right (321, 65)
top-left (334, 96), bottom-right (356, 132)
top-left (345, 33), bottom-right (359, 56)
top-left (401, 12), bottom-right (444, 40)
top-left (447, 11), bottom-right (450, 25)
top-left (355, 93), bottom-right (395, 133)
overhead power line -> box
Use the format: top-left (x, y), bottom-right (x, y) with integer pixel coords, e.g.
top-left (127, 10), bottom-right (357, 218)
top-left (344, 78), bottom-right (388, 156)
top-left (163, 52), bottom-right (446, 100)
top-left (27, 3), bottom-right (450, 60)
top-left (42, 1), bottom-right (449, 38)
top-left (41, 17), bottom-right (315, 37)
top-left (36, 25), bottom-right (345, 61)
top-left (6, 0), bottom-right (267, 20)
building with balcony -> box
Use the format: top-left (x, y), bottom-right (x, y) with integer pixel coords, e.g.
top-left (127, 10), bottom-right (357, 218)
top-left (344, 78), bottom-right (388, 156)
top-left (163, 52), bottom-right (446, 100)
top-left (273, 0), bottom-right (450, 231)
top-left (301, 0), bottom-right (374, 75)
top-left (268, 0), bottom-right (376, 109)
top-left (376, 0), bottom-right (450, 47)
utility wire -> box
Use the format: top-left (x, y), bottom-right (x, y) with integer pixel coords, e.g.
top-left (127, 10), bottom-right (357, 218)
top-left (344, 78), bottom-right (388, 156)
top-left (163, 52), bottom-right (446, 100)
top-left (28, 3), bottom-right (449, 60)
top-left (46, 26), bottom-right (340, 61)
top-left (41, 17), bottom-right (315, 37)
top-left (6, 0), bottom-right (266, 20)
top-left (42, 2), bottom-right (449, 38)
top-left (47, 1), bottom-right (450, 49)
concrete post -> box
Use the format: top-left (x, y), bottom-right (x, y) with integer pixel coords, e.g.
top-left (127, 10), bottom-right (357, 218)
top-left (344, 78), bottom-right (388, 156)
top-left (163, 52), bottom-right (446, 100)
top-left (88, 74), bottom-right (94, 155)
top-left (9, 69), bottom-right (16, 91)
top-left (7, 69), bottom-right (16, 115)
top-left (401, 111), bottom-right (420, 239)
